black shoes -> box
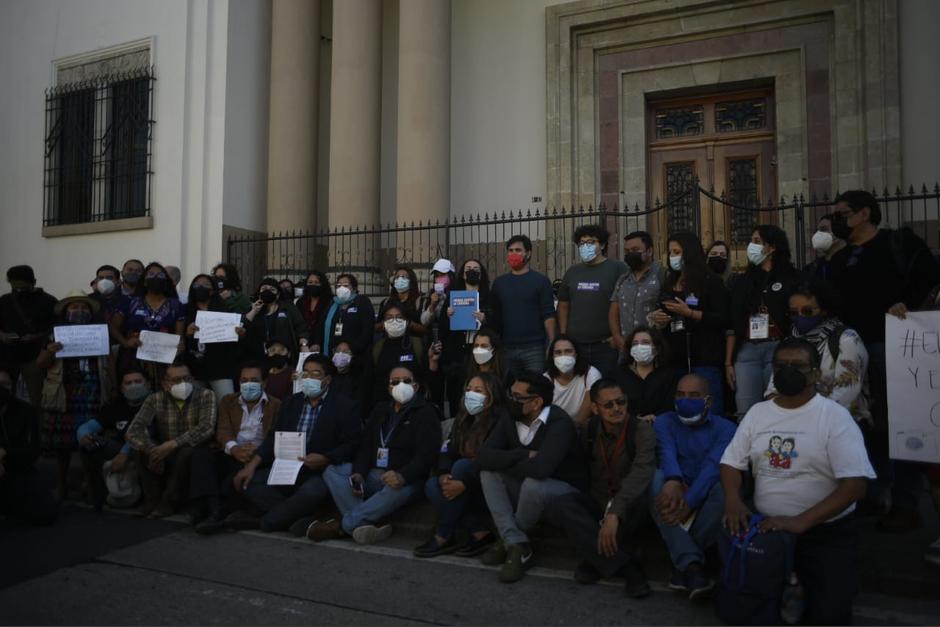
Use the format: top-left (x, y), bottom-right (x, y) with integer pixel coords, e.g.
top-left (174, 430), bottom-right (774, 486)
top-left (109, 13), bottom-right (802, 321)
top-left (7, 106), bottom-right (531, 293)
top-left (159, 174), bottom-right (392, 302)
top-left (620, 560), bottom-right (651, 598)
top-left (574, 560), bottom-right (601, 585)
top-left (455, 533), bottom-right (496, 558)
top-left (414, 536), bottom-right (459, 558)
top-left (685, 563), bottom-right (714, 600)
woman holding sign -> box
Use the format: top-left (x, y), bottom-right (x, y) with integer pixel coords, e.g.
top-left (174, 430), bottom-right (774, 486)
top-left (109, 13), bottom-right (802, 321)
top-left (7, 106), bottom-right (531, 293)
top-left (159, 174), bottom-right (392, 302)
top-left (183, 274), bottom-right (243, 399)
top-left (36, 291), bottom-right (116, 500)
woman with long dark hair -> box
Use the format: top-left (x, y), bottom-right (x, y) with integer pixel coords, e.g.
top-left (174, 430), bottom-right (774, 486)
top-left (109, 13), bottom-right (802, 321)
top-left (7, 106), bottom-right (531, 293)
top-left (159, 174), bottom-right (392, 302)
top-left (726, 225), bottom-right (800, 419)
top-left (183, 273), bottom-right (243, 398)
top-left (612, 326), bottom-right (680, 423)
top-left (377, 266), bottom-right (427, 336)
top-left (211, 262), bottom-right (252, 314)
top-left (296, 270), bottom-right (332, 353)
top-left (543, 335), bottom-right (602, 425)
top-left (650, 230), bottom-right (730, 414)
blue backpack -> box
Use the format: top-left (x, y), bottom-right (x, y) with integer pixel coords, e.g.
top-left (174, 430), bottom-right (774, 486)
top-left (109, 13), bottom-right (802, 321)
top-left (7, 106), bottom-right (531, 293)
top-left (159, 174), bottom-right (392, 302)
top-left (716, 514), bottom-right (796, 626)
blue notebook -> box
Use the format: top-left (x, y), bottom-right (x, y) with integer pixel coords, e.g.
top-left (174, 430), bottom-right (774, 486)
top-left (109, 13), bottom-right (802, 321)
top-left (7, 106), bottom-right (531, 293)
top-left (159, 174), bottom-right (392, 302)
top-left (449, 290), bottom-right (480, 331)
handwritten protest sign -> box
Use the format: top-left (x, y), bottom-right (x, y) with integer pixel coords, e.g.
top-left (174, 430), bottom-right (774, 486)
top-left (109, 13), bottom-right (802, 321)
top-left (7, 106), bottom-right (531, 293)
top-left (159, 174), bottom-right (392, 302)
top-left (292, 352), bottom-right (314, 395)
top-left (136, 330), bottom-right (181, 364)
top-left (194, 310), bottom-right (241, 343)
top-left (886, 312), bottom-right (940, 463)
top-left (53, 324), bottom-right (110, 358)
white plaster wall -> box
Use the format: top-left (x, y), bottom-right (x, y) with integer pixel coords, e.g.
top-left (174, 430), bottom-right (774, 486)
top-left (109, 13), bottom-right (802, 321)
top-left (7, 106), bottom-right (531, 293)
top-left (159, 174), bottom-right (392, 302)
top-left (449, 0), bottom-right (563, 215)
top-left (899, 0), bottom-right (940, 189)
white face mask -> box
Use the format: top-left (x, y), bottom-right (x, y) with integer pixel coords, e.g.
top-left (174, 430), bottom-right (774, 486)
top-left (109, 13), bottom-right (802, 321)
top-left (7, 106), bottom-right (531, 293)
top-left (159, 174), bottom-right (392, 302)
top-left (169, 382), bottom-right (193, 401)
top-left (811, 230), bottom-right (834, 252)
top-left (554, 355), bottom-right (576, 374)
top-left (335, 286), bottom-right (354, 304)
top-left (96, 278), bottom-right (116, 296)
top-left (390, 381), bottom-right (416, 404)
top-left (293, 287), bottom-right (304, 299)
top-left (384, 318), bottom-right (407, 338)
top-left (630, 344), bottom-right (654, 364)
top-left (669, 255), bottom-right (684, 272)
top-left (747, 242), bottom-right (768, 266)
top-left (463, 390), bottom-right (487, 415)
top-left (472, 347), bottom-right (494, 365)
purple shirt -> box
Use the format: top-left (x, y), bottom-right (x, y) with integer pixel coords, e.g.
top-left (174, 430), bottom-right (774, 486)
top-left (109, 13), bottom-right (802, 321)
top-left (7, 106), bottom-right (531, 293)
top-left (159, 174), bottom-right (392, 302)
top-left (121, 296), bottom-right (185, 335)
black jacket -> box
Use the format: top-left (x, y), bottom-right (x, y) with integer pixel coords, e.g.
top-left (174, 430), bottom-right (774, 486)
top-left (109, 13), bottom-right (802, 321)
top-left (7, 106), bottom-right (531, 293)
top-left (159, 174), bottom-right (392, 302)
top-left (612, 365), bottom-right (681, 418)
top-left (327, 294), bottom-right (375, 357)
top-left (438, 406), bottom-right (507, 474)
top-left (658, 272), bottom-right (730, 369)
top-left (256, 390), bottom-right (361, 467)
top-left (0, 396), bottom-right (40, 472)
top-left (477, 405), bottom-right (589, 491)
top-left (353, 395), bottom-right (442, 483)
top-left (730, 263), bottom-right (801, 344)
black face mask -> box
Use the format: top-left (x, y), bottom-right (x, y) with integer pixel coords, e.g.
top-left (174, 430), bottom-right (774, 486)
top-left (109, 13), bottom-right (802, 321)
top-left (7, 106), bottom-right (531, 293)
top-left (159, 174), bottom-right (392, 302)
top-left (192, 286), bottom-right (212, 303)
top-left (280, 288), bottom-right (293, 300)
top-left (267, 354), bottom-right (288, 370)
top-left (304, 284), bottom-right (324, 298)
top-left (707, 257), bottom-right (729, 275)
top-left (123, 271), bottom-right (141, 285)
top-left (830, 214), bottom-right (851, 241)
top-left (465, 269), bottom-right (481, 286)
top-left (215, 277), bottom-right (230, 291)
top-left (259, 290), bottom-right (277, 304)
top-left (624, 252), bottom-right (645, 271)
top-left (774, 365), bottom-right (810, 396)
top-left (145, 277), bottom-right (167, 294)
top-left (509, 399), bottom-right (527, 421)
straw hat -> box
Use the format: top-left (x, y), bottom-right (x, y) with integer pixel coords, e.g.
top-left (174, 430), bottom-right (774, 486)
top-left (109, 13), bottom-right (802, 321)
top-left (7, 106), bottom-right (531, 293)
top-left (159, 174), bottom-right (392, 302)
top-left (54, 290), bottom-right (101, 316)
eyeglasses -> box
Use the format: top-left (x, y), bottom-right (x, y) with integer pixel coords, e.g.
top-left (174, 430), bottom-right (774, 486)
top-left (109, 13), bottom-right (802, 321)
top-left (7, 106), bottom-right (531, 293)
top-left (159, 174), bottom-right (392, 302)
top-left (384, 315), bottom-right (405, 321)
top-left (508, 393), bottom-right (538, 403)
top-left (389, 377), bottom-right (415, 386)
top-left (300, 371), bottom-right (325, 380)
top-left (578, 238), bottom-right (600, 246)
top-left (598, 397), bottom-right (627, 410)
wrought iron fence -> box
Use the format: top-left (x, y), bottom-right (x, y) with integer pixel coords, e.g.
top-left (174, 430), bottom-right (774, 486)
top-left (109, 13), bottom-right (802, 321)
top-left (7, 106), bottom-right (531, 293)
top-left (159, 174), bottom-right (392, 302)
top-left (226, 182), bottom-right (940, 300)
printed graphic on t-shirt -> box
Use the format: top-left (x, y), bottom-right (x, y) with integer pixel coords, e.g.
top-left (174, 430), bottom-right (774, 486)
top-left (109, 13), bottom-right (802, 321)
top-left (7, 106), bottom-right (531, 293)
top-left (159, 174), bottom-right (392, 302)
top-left (763, 434), bottom-right (800, 471)
top-left (577, 281), bottom-right (601, 291)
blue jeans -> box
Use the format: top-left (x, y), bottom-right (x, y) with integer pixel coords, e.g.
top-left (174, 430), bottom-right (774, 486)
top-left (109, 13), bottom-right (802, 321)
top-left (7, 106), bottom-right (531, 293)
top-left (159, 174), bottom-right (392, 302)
top-left (322, 463), bottom-right (422, 534)
top-left (692, 365), bottom-right (725, 417)
top-left (650, 469), bottom-right (724, 571)
top-left (578, 340), bottom-right (620, 378)
top-left (425, 458), bottom-right (489, 539)
top-left (733, 340), bottom-right (778, 418)
top-left (503, 342), bottom-right (546, 375)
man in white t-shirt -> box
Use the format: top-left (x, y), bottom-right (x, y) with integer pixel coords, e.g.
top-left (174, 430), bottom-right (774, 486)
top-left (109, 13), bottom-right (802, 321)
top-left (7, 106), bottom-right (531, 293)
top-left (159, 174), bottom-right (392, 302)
top-left (720, 337), bottom-right (875, 625)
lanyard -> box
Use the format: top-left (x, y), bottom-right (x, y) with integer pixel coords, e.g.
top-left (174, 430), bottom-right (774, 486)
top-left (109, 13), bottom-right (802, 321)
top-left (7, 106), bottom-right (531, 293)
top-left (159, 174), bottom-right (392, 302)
top-left (598, 419), bottom-right (629, 497)
top-left (380, 413), bottom-right (403, 447)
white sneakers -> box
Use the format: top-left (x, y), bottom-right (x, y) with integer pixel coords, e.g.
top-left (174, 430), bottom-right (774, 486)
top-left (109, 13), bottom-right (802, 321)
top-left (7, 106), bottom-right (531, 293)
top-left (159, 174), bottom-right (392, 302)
top-left (352, 524), bottom-right (393, 545)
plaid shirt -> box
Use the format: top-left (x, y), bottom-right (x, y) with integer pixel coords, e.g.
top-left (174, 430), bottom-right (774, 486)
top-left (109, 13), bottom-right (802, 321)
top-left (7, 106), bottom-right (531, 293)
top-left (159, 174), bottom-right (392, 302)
top-left (126, 387), bottom-right (217, 453)
top-left (296, 394), bottom-right (325, 434)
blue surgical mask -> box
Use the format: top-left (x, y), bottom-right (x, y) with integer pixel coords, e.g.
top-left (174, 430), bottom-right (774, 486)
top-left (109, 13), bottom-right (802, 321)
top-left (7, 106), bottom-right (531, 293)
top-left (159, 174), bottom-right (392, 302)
top-left (463, 390), bottom-right (487, 415)
top-left (301, 378), bottom-right (323, 398)
top-left (792, 314), bottom-right (824, 335)
top-left (393, 276), bottom-right (410, 293)
top-left (669, 255), bottom-right (684, 272)
top-left (675, 397), bottom-right (708, 425)
top-left (240, 381), bottom-right (262, 402)
top-left (578, 243), bottom-right (598, 263)
top-left (747, 242), bottom-right (768, 266)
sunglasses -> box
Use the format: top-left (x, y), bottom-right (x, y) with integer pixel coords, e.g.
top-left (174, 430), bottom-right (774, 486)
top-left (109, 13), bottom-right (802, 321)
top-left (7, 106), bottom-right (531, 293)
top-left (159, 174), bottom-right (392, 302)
top-left (598, 397), bottom-right (627, 410)
top-left (389, 377), bottom-right (415, 386)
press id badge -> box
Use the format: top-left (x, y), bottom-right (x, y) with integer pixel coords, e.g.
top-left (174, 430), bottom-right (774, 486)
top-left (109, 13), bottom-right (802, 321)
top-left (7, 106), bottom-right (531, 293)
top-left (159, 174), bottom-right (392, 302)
top-left (376, 447), bottom-right (390, 468)
top-left (334, 322), bottom-right (344, 336)
top-left (749, 313), bottom-right (770, 340)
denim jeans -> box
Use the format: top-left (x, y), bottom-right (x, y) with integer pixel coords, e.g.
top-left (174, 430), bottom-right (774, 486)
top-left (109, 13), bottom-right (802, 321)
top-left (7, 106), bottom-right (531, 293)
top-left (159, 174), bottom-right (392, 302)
top-left (650, 469), bottom-right (724, 571)
top-left (480, 470), bottom-right (576, 545)
top-left (425, 458), bottom-right (489, 539)
top-left (244, 468), bottom-right (330, 532)
top-left (692, 365), bottom-right (725, 417)
top-left (503, 342), bottom-right (547, 376)
top-left (733, 340), bottom-right (778, 418)
top-left (579, 340), bottom-right (620, 378)
top-left (323, 463), bottom-right (422, 534)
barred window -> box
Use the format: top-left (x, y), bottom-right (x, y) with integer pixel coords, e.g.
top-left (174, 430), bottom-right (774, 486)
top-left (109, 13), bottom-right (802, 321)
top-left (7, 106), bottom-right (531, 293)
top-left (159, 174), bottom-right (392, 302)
top-left (43, 51), bottom-right (154, 228)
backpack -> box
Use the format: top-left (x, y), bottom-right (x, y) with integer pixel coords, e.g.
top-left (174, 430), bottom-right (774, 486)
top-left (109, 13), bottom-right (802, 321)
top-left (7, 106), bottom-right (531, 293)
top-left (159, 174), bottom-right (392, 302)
top-left (716, 514), bottom-right (796, 626)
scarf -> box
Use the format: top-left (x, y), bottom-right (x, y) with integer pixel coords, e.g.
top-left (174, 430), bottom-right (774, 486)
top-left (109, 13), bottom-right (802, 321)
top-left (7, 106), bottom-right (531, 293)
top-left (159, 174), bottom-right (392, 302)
top-left (792, 316), bottom-right (842, 358)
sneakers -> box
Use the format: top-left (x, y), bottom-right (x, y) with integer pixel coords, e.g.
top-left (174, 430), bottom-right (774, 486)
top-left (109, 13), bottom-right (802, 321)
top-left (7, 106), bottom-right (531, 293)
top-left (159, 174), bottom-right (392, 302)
top-left (455, 533), bottom-right (496, 558)
top-left (685, 563), bottom-right (714, 600)
top-left (413, 536), bottom-right (458, 558)
top-left (668, 568), bottom-right (689, 592)
top-left (352, 524), bottom-right (393, 545)
top-left (620, 561), bottom-right (651, 598)
top-left (878, 507), bottom-right (923, 533)
top-left (288, 516), bottom-right (319, 538)
top-left (574, 560), bottom-right (601, 585)
top-left (307, 518), bottom-right (345, 542)
top-left (480, 541), bottom-right (507, 566)
top-left (924, 537), bottom-right (940, 566)
top-left (498, 544), bottom-right (534, 583)
top-left (780, 579), bottom-right (806, 625)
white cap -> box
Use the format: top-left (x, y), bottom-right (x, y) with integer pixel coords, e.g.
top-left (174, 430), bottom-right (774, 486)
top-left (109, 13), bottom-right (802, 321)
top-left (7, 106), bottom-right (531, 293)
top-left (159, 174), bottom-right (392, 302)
top-left (432, 259), bottom-right (455, 274)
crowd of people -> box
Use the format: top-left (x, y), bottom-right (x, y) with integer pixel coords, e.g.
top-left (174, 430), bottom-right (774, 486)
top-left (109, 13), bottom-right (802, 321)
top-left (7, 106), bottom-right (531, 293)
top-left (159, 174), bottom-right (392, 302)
top-left (2, 189), bottom-right (940, 623)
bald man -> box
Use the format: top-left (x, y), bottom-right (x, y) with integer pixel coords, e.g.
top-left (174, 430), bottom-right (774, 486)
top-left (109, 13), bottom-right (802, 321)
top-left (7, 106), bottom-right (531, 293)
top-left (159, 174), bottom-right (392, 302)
top-left (652, 373), bottom-right (736, 600)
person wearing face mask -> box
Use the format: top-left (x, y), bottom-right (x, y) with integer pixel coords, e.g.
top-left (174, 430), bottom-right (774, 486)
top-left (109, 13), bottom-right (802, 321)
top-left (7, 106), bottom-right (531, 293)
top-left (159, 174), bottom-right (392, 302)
top-left (89, 264), bottom-right (127, 327)
top-left (651, 231), bottom-right (731, 415)
top-left (428, 326), bottom-right (507, 411)
top-left (543, 335), bottom-right (602, 425)
top-left (610, 231), bottom-right (666, 360)
top-left (476, 372), bottom-right (587, 583)
top-left (705, 241), bottom-right (733, 286)
top-left (110, 262), bottom-right (186, 382)
top-left (296, 271), bottom-right (332, 354)
top-left (119, 259), bottom-right (146, 299)
top-left (313, 364), bottom-right (441, 544)
top-left (543, 378), bottom-right (655, 597)
top-left (720, 338), bottom-right (875, 625)
top-left (329, 341), bottom-right (365, 412)
top-left (557, 225), bottom-right (628, 377)
top-left (165, 266), bottom-right (187, 306)
top-left (261, 338), bottom-right (295, 401)
top-left (765, 280), bottom-right (870, 425)
top-left (490, 235), bottom-right (558, 374)
top-left (77, 367), bottom-right (150, 511)
top-left (210, 263), bottom-right (252, 315)
top-left (802, 215), bottom-right (847, 282)
top-left (372, 303), bottom-right (426, 407)
top-left (651, 374), bottom-right (736, 600)
top-left (183, 274), bottom-right (243, 400)
top-left (244, 277), bottom-right (309, 360)
top-left (323, 273), bottom-right (375, 363)
top-left (0, 367), bottom-right (58, 525)
top-left (278, 278), bottom-right (297, 305)
top-left (229, 354), bottom-right (360, 535)
top-left (726, 226), bottom-right (801, 421)
top-left (415, 372), bottom-right (506, 558)
top-left (0, 265), bottom-right (59, 407)
top-left (188, 362), bottom-right (280, 533)
top-left (612, 327), bottom-right (680, 423)
top-left (124, 358), bottom-right (217, 518)
top-left (378, 266), bottom-right (427, 337)
top-left (36, 291), bottom-right (115, 500)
